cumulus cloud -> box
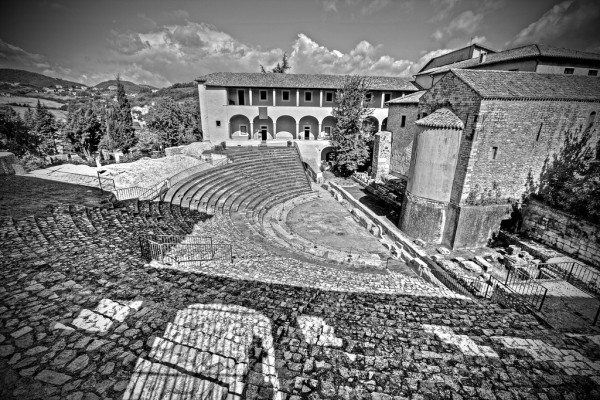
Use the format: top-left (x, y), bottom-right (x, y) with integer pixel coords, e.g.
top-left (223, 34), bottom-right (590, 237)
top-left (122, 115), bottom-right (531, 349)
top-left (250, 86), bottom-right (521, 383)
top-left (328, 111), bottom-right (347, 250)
top-left (1, 19), bottom-right (450, 87)
top-left (507, 0), bottom-right (600, 51)
top-left (289, 34), bottom-right (447, 77)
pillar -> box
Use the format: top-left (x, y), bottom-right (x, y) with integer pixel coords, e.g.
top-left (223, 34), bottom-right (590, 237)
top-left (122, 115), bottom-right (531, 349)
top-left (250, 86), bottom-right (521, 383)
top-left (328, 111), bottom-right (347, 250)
top-left (318, 123), bottom-right (322, 140)
top-left (296, 90), bottom-right (299, 106)
top-left (273, 89), bottom-right (276, 106)
top-left (371, 131), bottom-right (392, 180)
top-left (319, 90), bottom-right (323, 107)
top-left (249, 88), bottom-right (253, 106)
top-left (296, 123), bottom-right (301, 140)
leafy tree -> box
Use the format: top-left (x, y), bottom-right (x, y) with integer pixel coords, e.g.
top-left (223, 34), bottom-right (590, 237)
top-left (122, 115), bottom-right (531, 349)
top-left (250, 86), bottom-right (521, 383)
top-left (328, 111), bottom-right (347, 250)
top-left (63, 102), bottom-right (103, 159)
top-left (330, 75), bottom-right (374, 176)
top-left (102, 75), bottom-right (136, 151)
top-left (534, 126), bottom-right (600, 224)
top-left (146, 97), bottom-right (201, 148)
top-left (260, 53), bottom-right (291, 74)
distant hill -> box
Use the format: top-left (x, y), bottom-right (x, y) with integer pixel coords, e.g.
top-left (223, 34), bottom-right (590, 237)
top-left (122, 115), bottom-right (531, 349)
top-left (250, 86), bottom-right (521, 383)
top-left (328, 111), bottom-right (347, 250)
top-left (94, 80), bottom-right (157, 94)
top-left (0, 68), bottom-right (87, 88)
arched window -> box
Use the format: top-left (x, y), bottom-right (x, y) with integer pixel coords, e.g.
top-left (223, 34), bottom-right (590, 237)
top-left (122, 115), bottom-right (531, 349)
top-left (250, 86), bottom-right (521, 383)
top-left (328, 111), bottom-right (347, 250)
top-left (587, 111), bottom-right (597, 128)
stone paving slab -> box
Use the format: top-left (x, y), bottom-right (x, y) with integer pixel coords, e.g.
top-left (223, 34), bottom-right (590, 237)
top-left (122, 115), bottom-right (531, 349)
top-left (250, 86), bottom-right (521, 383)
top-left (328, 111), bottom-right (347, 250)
top-left (1, 203), bottom-right (600, 399)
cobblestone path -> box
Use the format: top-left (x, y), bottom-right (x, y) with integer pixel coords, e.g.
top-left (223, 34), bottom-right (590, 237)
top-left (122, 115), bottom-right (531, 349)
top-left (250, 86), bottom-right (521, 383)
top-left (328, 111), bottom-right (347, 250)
top-left (1, 202), bottom-right (599, 399)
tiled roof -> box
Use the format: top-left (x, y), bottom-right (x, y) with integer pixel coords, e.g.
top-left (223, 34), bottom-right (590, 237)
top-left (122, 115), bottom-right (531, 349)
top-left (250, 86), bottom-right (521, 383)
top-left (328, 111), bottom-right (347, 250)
top-left (451, 69), bottom-right (600, 101)
top-left (417, 44), bottom-right (600, 76)
top-left (386, 90), bottom-right (426, 104)
top-left (196, 72), bottom-right (418, 91)
top-left (419, 43), bottom-right (497, 72)
top-left (415, 108), bottom-right (464, 130)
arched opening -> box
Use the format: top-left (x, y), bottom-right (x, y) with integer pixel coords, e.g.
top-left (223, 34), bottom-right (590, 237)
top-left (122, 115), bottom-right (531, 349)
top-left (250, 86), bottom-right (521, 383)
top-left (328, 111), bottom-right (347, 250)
top-left (252, 116), bottom-right (274, 141)
top-left (229, 114), bottom-right (251, 140)
top-left (320, 146), bottom-right (335, 171)
top-left (275, 115), bottom-right (296, 139)
top-left (321, 116), bottom-right (336, 138)
top-left (299, 116), bottom-right (319, 140)
top-left (362, 116), bottom-right (379, 135)
top-left (381, 117), bottom-right (388, 131)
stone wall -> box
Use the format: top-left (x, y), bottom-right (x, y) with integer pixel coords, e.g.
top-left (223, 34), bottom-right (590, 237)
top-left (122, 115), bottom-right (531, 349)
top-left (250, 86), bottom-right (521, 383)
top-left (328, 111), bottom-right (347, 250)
top-left (388, 103), bottom-right (418, 177)
top-left (418, 73), bottom-right (483, 205)
top-left (468, 99), bottom-right (600, 203)
top-left (521, 200), bottom-right (600, 266)
top-left (0, 152), bottom-right (17, 175)
top-left (371, 131), bottom-right (391, 179)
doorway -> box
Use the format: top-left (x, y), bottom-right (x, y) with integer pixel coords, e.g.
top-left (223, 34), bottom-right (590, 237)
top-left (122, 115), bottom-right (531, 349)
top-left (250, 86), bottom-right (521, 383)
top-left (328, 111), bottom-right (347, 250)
top-left (237, 90), bottom-right (245, 105)
top-left (303, 125), bottom-right (311, 140)
top-left (260, 125), bottom-right (268, 141)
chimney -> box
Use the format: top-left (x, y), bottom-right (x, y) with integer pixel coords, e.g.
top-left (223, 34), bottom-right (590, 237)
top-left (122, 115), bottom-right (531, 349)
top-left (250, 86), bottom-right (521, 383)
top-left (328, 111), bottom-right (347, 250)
top-left (479, 52), bottom-right (487, 63)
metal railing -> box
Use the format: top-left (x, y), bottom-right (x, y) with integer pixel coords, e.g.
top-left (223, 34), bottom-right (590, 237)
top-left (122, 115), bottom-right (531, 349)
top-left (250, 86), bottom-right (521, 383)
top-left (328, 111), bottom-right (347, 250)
top-left (48, 169), bottom-right (116, 192)
top-left (428, 266), bottom-right (476, 298)
top-left (114, 180), bottom-right (169, 201)
top-left (114, 157), bottom-right (228, 202)
top-left (538, 261), bottom-right (600, 296)
top-left (139, 234), bottom-right (233, 266)
top-left (502, 268), bottom-right (548, 311)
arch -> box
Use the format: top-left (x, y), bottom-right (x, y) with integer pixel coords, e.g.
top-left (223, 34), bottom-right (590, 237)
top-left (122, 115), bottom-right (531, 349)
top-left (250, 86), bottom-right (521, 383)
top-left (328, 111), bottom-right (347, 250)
top-left (275, 115), bottom-right (296, 139)
top-left (321, 146), bottom-right (335, 162)
top-left (362, 116), bottom-right (379, 135)
top-left (229, 114), bottom-right (251, 140)
top-left (252, 116), bottom-right (274, 140)
top-left (299, 116), bottom-right (319, 140)
top-left (321, 116), bottom-right (336, 138)
top-left (381, 117), bottom-right (388, 131)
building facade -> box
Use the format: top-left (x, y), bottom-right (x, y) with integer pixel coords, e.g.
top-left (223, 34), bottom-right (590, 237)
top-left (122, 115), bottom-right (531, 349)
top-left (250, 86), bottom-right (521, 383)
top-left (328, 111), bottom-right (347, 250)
top-left (415, 44), bottom-right (600, 89)
top-left (398, 70), bottom-right (600, 249)
top-left (196, 72), bottom-right (418, 144)
top-left (385, 90), bottom-right (425, 178)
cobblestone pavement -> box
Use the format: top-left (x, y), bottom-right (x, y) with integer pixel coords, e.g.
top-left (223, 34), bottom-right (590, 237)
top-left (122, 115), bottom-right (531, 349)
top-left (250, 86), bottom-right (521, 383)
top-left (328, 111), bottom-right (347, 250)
top-left (1, 202), bottom-right (600, 399)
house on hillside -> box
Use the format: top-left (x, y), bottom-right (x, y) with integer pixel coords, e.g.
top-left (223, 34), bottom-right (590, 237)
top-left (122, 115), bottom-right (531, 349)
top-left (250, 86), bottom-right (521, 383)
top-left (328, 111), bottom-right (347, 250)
top-left (415, 44), bottom-right (600, 89)
top-left (392, 69), bottom-right (600, 249)
top-left (196, 72), bottom-right (418, 143)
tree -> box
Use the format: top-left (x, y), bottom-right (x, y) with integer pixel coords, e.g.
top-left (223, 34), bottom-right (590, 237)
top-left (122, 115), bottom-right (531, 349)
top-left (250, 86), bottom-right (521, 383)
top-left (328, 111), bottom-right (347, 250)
top-left (102, 75), bottom-right (136, 151)
top-left (146, 97), bottom-right (201, 148)
top-left (31, 100), bottom-right (58, 155)
top-left (260, 53), bottom-right (291, 74)
top-left (63, 102), bottom-right (103, 159)
top-left (534, 126), bottom-right (600, 224)
top-left (330, 75), bottom-right (374, 176)
top-left (0, 106), bottom-right (32, 156)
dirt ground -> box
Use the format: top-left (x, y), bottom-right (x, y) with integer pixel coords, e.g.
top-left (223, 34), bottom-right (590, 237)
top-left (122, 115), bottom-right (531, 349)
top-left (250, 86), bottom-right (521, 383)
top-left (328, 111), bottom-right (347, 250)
top-left (0, 175), bottom-right (108, 219)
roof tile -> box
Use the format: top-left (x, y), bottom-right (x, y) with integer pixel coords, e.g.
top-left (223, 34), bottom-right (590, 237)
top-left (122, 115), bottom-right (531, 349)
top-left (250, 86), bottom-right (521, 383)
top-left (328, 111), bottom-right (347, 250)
top-left (197, 72), bottom-right (418, 91)
top-left (415, 108), bottom-right (464, 130)
top-left (451, 69), bottom-right (600, 101)
top-left (387, 90), bottom-right (426, 104)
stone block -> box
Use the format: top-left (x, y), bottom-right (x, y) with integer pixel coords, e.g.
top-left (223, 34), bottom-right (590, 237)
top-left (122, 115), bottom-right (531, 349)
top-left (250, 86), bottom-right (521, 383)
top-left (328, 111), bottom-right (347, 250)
top-left (473, 256), bottom-right (493, 272)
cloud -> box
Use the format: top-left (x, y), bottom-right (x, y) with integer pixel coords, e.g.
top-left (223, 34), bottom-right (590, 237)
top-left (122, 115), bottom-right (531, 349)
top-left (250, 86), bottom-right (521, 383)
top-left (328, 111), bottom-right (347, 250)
top-left (433, 9), bottom-right (483, 41)
top-left (0, 38), bottom-right (46, 68)
top-left (318, 0), bottom-right (393, 15)
top-left (429, 0), bottom-right (462, 22)
top-left (507, 0), bottom-right (600, 51)
top-left (288, 33), bottom-right (445, 77)
top-left (360, 0), bottom-right (391, 15)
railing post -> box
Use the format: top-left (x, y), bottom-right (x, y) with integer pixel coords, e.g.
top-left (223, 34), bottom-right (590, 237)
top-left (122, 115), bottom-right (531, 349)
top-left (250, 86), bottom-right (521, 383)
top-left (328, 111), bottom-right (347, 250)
top-left (567, 262), bottom-right (575, 281)
top-left (539, 288), bottom-right (547, 311)
top-left (505, 269), bottom-right (510, 286)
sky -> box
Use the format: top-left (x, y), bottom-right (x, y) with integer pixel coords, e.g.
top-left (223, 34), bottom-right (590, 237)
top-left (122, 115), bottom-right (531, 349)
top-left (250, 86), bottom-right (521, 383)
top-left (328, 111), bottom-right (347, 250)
top-left (0, 0), bottom-right (599, 88)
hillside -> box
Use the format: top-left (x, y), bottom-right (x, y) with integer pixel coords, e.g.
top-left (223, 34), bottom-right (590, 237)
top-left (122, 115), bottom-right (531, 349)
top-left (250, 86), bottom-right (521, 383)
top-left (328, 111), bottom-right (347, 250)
top-left (0, 68), bottom-right (86, 88)
top-left (94, 79), bottom-right (157, 94)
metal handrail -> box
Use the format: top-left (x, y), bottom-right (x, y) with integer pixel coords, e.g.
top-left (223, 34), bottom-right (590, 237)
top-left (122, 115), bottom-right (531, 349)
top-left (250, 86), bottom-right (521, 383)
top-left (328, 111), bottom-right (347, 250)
top-left (49, 169), bottom-right (116, 191)
top-left (139, 234), bottom-right (232, 266)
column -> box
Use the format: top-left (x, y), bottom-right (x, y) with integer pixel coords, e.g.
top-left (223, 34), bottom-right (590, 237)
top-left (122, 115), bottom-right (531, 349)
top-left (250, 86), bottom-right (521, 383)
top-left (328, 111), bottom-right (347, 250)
top-left (250, 122), bottom-right (254, 139)
top-left (319, 90), bottom-right (323, 107)
top-left (296, 90), bottom-right (300, 106)
top-left (273, 89), bottom-right (276, 106)
top-left (296, 123), bottom-right (300, 140)
top-left (249, 88), bottom-right (253, 106)
top-left (381, 94), bottom-right (385, 108)
top-left (318, 123), bottom-right (322, 140)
